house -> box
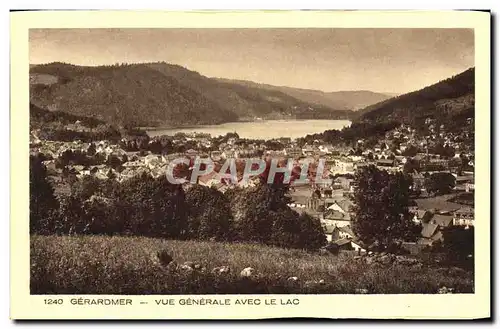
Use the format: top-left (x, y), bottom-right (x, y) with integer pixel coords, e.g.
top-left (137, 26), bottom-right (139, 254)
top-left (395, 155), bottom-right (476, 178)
top-left (324, 225), bottom-right (336, 242)
top-left (321, 209), bottom-right (351, 228)
top-left (336, 225), bottom-right (355, 239)
top-left (183, 149), bottom-right (197, 158)
top-left (324, 224), bottom-right (355, 242)
top-left (418, 222), bottom-right (443, 246)
top-left (410, 209), bottom-right (428, 224)
top-left (227, 137), bottom-right (237, 146)
top-left (414, 153), bottom-right (428, 163)
top-left (429, 214), bottom-right (453, 228)
top-left (354, 162), bottom-right (369, 171)
top-left (428, 158), bottom-right (449, 167)
top-left (394, 156), bottom-right (408, 164)
top-left (42, 160), bottom-right (57, 172)
top-left (324, 198), bottom-right (354, 215)
top-left (331, 238), bottom-right (367, 253)
top-left (421, 222), bottom-right (438, 239)
top-left (144, 154), bottom-right (161, 165)
top-left (349, 155), bottom-right (364, 162)
top-left (376, 159), bottom-right (396, 167)
top-left (322, 188), bottom-right (333, 198)
top-left (30, 132), bottom-right (42, 146)
top-left (302, 145), bottom-right (315, 157)
top-left (197, 171), bottom-right (220, 187)
top-left (318, 144), bottom-right (334, 154)
top-left (217, 173), bottom-right (239, 186)
top-left (453, 207), bottom-right (474, 227)
top-left (161, 153), bottom-right (182, 163)
top-left (465, 183), bottom-right (475, 192)
top-left (331, 238), bottom-right (352, 250)
top-left (238, 175), bottom-right (260, 188)
top-left (454, 175), bottom-right (475, 192)
top-left (334, 176), bottom-right (354, 190)
top-left (222, 149), bottom-right (236, 159)
top-left (331, 158), bottom-right (355, 175)
top-left (455, 175), bottom-right (474, 184)
top-left (237, 149), bottom-right (259, 158)
top-left (307, 197), bottom-right (322, 211)
top-left (336, 199), bottom-right (354, 213)
top-left (409, 172), bottom-right (425, 193)
top-left (210, 151), bottom-right (222, 161)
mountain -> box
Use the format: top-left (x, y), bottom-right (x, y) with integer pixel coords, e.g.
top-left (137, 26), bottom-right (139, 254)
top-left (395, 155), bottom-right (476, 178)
top-left (145, 63), bottom-right (352, 121)
top-left (215, 78), bottom-right (395, 111)
top-left (355, 68), bottom-right (475, 127)
top-left (30, 62), bottom-right (354, 127)
top-left (30, 62), bottom-right (239, 127)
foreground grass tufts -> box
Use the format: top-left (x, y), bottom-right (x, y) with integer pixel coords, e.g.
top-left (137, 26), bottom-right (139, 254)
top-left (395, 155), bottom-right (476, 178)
top-left (30, 235), bottom-right (474, 294)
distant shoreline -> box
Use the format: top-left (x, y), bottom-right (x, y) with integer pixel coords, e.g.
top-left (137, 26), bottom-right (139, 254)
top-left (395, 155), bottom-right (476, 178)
top-left (141, 118), bottom-right (352, 132)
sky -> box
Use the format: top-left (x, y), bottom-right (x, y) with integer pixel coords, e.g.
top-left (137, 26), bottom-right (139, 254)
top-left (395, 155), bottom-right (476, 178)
top-left (29, 28), bottom-right (474, 94)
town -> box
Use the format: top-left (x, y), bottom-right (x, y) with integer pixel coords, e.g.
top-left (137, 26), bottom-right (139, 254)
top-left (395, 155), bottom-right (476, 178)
top-left (30, 115), bottom-right (475, 255)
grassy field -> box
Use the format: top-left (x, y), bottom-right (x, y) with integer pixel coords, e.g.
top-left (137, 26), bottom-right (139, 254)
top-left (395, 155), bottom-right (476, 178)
top-left (30, 235), bottom-right (474, 294)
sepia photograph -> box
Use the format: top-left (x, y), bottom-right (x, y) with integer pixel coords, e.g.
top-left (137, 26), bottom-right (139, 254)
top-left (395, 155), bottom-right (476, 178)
top-left (10, 10), bottom-right (491, 320)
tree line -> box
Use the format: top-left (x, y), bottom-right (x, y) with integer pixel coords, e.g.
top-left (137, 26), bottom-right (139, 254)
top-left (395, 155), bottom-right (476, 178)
top-left (30, 154), bottom-right (326, 251)
top-left (31, 153), bottom-right (473, 259)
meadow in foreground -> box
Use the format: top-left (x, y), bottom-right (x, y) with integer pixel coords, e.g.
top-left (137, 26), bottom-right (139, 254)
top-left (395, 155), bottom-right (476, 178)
top-left (31, 235), bottom-right (474, 294)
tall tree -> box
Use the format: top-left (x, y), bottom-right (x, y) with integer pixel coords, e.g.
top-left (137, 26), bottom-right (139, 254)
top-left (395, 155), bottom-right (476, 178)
top-left (350, 165), bottom-right (420, 250)
top-left (402, 145), bottom-right (419, 157)
top-left (298, 213), bottom-right (327, 250)
top-left (30, 155), bottom-right (59, 234)
top-left (441, 226), bottom-right (474, 262)
top-left (184, 185), bottom-right (234, 241)
top-left (230, 182), bottom-right (325, 250)
top-left (113, 174), bottom-right (188, 238)
top-left (425, 172), bottom-right (456, 196)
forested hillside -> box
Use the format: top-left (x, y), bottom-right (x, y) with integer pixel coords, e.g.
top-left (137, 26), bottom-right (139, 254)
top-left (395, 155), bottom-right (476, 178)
top-left (30, 62), bottom-right (354, 127)
top-left (356, 68), bottom-right (475, 128)
top-left (217, 77), bottom-right (395, 111)
top-left (30, 62), bottom-right (238, 127)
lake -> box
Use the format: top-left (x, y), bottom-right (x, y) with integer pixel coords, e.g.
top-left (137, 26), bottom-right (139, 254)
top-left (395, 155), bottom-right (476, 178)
top-left (147, 120), bottom-right (351, 140)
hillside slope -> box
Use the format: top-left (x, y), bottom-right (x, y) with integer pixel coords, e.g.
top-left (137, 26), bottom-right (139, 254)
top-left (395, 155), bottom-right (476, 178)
top-left (356, 68), bottom-right (475, 126)
top-left (147, 62), bottom-right (353, 120)
top-left (30, 62), bottom-right (354, 127)
top-left (216, 78), bottom-right (394, 111)
top-left (30, 102), bottom-right (105, 129)
top-left (30, 62), bottom-right (238, 127)
top-left (30, 102), bottom-right (122, 142)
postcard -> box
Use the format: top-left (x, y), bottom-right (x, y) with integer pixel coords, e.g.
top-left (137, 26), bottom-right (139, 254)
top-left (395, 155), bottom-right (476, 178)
top-left (10, 10), bottom-right (491, 320)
